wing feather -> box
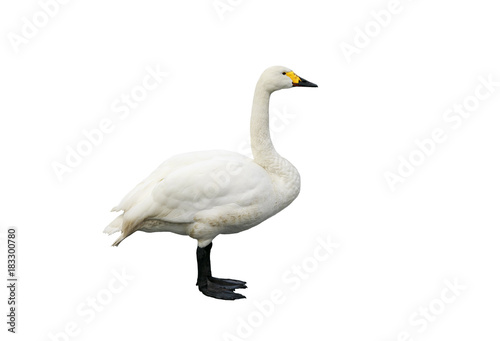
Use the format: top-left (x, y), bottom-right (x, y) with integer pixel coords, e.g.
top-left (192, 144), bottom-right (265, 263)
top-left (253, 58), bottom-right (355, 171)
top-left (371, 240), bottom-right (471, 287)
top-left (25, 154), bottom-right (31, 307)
top-left (112, 150), bottom-right (273, 232)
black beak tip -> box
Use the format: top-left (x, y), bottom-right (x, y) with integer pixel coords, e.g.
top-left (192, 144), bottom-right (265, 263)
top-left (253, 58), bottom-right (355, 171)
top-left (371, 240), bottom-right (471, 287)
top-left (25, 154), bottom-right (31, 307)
top-left (294, 78), bottom-right (318, 88)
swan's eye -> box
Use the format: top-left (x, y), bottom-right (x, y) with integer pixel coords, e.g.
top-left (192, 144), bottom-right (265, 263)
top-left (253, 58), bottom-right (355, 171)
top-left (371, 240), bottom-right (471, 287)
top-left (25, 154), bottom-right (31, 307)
top-left (282, 72), bottom-right (286, 75)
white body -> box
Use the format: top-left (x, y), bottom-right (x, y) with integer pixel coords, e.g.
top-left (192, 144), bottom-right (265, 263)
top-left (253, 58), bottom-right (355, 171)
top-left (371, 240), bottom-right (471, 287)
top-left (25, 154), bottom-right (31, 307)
top-left (105, 66), bottom-right (302, 247)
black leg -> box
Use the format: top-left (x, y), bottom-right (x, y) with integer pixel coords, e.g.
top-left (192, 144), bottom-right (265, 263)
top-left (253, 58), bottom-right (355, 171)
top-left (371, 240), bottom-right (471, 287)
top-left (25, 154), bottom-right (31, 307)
top-left (196, 242), bottom-right (212, 286)
top-left (196, 242), bottom-right (247, 300)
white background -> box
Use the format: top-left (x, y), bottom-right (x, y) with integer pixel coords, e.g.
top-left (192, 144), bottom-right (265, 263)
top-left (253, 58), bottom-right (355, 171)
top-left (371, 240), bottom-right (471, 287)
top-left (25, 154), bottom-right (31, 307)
top-left (1, 0), bottom-right (499, 340)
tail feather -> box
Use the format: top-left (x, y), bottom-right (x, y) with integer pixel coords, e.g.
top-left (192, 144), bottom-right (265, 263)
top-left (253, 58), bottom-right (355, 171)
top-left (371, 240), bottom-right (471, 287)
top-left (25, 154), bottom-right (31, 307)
top-left (104, 215), bottom-right (123, 235)
top-left (104, 214), bottom-right (135, 247)
top-left (111, 233), bottom-right (128, 247)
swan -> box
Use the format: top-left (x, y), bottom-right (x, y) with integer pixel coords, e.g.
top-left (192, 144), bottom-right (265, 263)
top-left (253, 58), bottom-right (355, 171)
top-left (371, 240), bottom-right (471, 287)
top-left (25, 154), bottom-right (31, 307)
top-left (104, 66), bottom-right (317, 300)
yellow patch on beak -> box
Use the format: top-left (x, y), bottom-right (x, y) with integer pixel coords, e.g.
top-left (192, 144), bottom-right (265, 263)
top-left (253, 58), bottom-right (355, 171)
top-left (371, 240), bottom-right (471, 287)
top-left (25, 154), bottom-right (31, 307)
top-left (285, 71), bottom-right (301, 84)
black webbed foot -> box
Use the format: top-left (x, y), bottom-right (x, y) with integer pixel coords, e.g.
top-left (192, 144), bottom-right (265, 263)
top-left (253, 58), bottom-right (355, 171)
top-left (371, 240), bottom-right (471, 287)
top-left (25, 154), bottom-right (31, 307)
top-left (209, 276), bottom-right (247, 289)
top-left (199, 278), bottom-right (246, 300)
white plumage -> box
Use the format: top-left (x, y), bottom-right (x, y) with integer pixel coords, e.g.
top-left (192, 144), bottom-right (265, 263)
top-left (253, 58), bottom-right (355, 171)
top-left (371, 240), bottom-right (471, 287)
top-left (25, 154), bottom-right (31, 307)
top-left (105, 150), bottom-right (288, 247)
top-left (104, 66), bottom-right (317, 299)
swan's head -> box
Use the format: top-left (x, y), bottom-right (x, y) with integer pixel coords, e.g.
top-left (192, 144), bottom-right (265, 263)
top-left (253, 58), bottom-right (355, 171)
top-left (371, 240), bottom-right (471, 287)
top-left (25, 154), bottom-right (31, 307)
top-left (258, 66), bottom-right (318, 93)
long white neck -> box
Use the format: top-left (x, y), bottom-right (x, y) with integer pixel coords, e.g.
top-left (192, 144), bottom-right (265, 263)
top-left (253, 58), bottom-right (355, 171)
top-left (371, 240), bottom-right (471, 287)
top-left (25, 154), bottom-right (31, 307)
top-left (250, 85), bottom-right (278, 165)
top-left (250, 82), bottom-right (301, 207)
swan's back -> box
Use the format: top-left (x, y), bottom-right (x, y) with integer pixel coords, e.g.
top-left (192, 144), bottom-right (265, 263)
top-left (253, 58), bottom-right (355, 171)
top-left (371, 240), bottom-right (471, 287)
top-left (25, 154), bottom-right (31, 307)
top-left (110, 150), bottom-right (275, 236)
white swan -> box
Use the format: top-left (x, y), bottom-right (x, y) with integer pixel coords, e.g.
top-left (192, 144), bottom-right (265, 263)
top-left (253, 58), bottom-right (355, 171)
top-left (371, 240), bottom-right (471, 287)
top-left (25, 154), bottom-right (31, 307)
top-left (104, 66), bottom-right (317, 300)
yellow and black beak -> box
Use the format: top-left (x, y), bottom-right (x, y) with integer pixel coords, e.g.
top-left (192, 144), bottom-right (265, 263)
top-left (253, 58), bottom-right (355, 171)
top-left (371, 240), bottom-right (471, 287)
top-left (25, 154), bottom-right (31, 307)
top-left (286, 71), bottom-right (318, 87)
